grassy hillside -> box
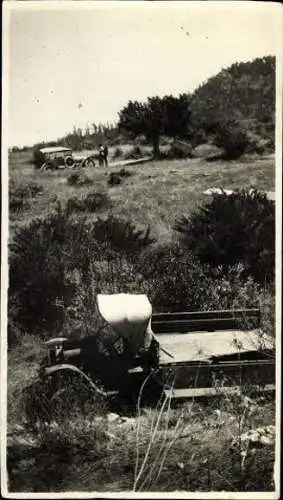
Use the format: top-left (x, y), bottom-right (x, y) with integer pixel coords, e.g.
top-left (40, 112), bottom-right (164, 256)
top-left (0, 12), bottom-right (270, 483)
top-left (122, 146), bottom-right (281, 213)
top-left (9, 150), bottom-right (275, 242)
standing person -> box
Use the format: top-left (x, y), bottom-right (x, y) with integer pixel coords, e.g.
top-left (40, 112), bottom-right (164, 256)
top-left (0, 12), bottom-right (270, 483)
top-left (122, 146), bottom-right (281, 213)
top-left (98, 144), bottom-right (105, 167)
top-left (104, 144), bottom-right (108, 167)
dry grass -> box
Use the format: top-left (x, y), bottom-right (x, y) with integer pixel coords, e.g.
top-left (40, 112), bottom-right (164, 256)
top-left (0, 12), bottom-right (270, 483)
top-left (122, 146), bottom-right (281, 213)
top-left (7, 335), bottom-right (45, 429)
top-left (7, 378), bottom-right (275, 492)
top-left (8, 151), bottom-right (275, 243)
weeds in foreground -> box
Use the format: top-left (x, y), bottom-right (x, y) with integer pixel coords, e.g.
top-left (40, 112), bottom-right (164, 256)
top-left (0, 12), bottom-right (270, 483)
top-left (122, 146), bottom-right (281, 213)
top-left (7, 377), bottom-right (275, 493)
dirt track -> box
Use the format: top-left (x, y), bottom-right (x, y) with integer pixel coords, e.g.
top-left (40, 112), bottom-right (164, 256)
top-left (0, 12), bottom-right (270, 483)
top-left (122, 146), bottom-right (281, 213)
top-left (108, 156), bottom-right (153, 168)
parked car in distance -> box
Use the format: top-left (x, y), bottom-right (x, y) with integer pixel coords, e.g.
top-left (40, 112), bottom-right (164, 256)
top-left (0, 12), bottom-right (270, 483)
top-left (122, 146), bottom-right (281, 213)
top-left (33, 146), bottom-right (96, 171)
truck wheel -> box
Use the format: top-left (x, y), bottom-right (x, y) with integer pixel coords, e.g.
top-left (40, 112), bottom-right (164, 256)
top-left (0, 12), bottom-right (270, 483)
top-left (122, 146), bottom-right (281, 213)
top-left (86, 159), bottom-right (95, 168)
top-left (47, 371), bottom-right (107, 420)
top-left (40, 162), bottom-right (53, 172)
top-left (65, 156), bottom-right (75, 167)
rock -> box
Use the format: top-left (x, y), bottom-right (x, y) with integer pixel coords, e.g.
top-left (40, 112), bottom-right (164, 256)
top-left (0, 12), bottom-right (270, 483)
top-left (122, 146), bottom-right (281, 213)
top-left (119, 417), bottom-right (136, 428)
top-left (107, 412), bottom-right (120, 423)
top-left (203, 188), bottom-right (233, 196)
top-left (231, 425), bottom-right (275, 450)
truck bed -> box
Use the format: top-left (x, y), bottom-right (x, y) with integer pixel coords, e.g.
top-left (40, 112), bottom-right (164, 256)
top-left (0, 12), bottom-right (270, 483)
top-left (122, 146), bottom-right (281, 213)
top-left (156, 329), bottom-right (274, 365)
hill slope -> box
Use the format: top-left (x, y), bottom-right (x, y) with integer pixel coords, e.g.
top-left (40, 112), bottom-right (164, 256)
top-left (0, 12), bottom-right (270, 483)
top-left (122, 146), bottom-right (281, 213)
top-left (190, 56), bottom-right (275, 142)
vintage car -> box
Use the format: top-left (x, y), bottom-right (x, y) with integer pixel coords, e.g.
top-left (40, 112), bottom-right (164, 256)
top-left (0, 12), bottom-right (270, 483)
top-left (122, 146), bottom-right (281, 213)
top-left (24, 294), bottom-right (275, 422)
top-left (33, 146), bottom-right (96, 170)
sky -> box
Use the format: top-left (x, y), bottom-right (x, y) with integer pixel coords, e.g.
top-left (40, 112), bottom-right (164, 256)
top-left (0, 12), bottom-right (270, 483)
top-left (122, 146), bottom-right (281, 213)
top-left (4, 1), bottom-right (282, 147)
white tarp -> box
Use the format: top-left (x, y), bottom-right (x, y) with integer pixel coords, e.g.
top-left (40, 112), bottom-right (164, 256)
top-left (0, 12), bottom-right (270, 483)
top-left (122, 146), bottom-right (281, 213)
top-left (97, 294), bottom-right (154, 353)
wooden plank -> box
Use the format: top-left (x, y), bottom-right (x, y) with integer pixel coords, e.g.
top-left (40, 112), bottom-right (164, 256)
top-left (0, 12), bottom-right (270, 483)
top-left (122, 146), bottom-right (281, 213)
top-left (164, 384), bottom-right (275, 399)
top-left (159, 359), bottom-right (275, 368)
top-left (152, 308), bottom-right (260, 322)
top-left (152, 309), bottom-right (260, 333)
top-left (153, 316), bottom-right (260, 333)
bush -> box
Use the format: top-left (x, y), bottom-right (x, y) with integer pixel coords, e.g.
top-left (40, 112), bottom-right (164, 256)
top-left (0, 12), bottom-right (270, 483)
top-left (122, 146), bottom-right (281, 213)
top-left (9, 208), bottom-right (77, 336)
top-left (175, 189), bottom-right (275, 284)
top-left (112, 147), bottom-right (123, 159)
top-left (66, 192), bottom-right (110, 214)
top-left (84, 192), bottom-right (110, 211)
top-left (90, 215), bottom-right (154, 258)
top-left (66, 196), bottom-right (84, 213)
top-left (163, 143), bottom-right (192, 159)
top-left (137, 244), bottom-right (260, 312)
top-left (8, 207), bottom-right (153, 339)
top-left (67, 172), bottom-right (93, 186)
top-left (67, 172), bottom-right (80, 185)
top-left (117, 168), bottom-right (132, 178)
top-left (211, 122), bottom-right (250, 159)
top-left (124, 145), bottom-right (143, 160)
top-left (61, 254), bottom-right (144, 344)
top-left (107, 173), bottom-right (122, 186)
top-left (9, 181), bottom-right (43, 212)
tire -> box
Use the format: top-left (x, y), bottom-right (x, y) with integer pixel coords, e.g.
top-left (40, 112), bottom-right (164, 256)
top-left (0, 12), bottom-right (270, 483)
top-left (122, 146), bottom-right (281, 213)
top-left (65, 156), bottom-right (75, 167)
top-left (40, 162), bottom-right (53, 172)
top-left (22, 380), bottom-right (55, 424)
top-left (86, 159), bottom-right (95, 168)
top-left (47, 370), bottom-right (107, 421)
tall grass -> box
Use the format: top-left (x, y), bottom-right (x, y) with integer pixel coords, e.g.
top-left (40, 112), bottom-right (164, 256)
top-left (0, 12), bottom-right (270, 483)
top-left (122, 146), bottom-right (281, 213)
top-left (7, 377), bottom-right (275, 492)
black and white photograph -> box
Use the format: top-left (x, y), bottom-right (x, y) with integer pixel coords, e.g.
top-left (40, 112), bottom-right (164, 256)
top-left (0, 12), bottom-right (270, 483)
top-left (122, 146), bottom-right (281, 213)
top-left (1, 1), bottom-right (282, 497)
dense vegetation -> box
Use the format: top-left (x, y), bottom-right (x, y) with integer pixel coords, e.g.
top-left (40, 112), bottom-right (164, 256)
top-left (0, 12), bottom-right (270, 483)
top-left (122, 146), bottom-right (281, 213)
top-left (190, 56), bottom-right (275, 147)
top-left (8, 188), bottom-right (274, 344)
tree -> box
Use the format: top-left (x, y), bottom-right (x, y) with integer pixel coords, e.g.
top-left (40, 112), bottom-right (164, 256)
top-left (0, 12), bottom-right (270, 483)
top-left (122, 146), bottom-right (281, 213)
top-left (118, 94), bottom-right (191, 158)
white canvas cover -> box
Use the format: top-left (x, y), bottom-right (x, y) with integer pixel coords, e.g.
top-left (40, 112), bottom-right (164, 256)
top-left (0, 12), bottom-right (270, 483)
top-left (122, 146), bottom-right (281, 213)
top-left (97, 294), bottom-right (154, 353)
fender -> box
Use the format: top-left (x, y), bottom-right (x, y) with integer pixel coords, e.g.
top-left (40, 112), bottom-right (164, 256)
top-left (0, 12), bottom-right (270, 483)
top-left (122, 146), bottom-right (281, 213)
top-left (41, 363), bottom-right (118, 397)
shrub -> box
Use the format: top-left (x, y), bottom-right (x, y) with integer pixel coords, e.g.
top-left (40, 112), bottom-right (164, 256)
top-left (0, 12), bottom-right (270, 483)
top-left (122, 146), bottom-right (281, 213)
top-left (107, 173), bottom-right (122, 186)
top-left (66, 192), bottom-right (110, 214)
top-left (90, 216), bottom-right (154, 258)
top-left (67, 172), bottom-right (93, 186)
top-left (117, 168), bottom-right (132, 177)
top-left (83, 192), bottom-right (110, 211)
top-left (61, 254), bottom-right (144, 344)
top-left (9, 209), bottom-right (77, 336)
top-left (107, 169), bottom-right (132, 186)
top-left (9, 181), bottom-right (43, 212)
top-left (113, 147), bottom-right (123, 159)
top-left (163, 143), bottom-right (192, 159)
top-left (175, 189), bottom-right (275, 284)
top-left (8, 207), bottom-right (153, 339)
top-left (211, 122), bottom-right (250, 159)
top-left (137, 244), bottom-right (260, 312)
top-left (67, 172), bottom-right (80, 185)
top-left (124, 145), bottom-right (143, 160)
top-left (65, 196), bottom-right (84, 213)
